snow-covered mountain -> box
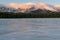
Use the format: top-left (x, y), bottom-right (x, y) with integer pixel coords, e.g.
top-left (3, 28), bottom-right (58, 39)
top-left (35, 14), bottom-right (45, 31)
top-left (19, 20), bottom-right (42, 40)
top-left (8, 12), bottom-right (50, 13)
top-left (0, 2), bottom-right (60, 13)
top-left (54, 4), bottom-right (60, 12)
top-left (0, 4), bottom-right (18, 13)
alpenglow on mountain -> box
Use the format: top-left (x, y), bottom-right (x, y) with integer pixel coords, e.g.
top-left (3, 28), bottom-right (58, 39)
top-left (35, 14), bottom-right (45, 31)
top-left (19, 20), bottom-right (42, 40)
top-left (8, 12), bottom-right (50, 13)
top-left (0, 2), bottom-right (60, 13)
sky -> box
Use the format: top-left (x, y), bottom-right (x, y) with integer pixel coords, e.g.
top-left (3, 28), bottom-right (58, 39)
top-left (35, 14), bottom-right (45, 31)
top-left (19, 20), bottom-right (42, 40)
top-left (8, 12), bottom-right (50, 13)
top-left (0, 0), bottom-right (60, 5)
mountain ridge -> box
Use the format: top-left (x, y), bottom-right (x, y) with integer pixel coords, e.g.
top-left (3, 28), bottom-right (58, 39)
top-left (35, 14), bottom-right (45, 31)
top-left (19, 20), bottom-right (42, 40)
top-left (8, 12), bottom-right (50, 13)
top-left (0, 2), bottom-right (60, 13)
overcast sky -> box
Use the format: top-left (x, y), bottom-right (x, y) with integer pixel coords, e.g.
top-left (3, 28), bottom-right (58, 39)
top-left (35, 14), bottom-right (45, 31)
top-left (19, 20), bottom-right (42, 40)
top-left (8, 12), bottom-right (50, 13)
top-left (0, 0), bottom-right (60, 5)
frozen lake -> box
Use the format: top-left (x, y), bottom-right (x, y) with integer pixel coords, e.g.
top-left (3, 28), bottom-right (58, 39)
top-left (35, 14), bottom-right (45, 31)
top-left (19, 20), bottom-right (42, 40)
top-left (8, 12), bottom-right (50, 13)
top-left (0, 18), bottom-right (60, 40)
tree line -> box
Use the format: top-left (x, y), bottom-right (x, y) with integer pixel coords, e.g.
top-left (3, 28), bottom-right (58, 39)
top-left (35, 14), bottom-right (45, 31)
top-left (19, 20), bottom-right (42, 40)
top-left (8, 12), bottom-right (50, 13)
top-left (0, 12), bottom-right (60, 18)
